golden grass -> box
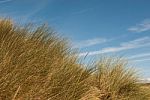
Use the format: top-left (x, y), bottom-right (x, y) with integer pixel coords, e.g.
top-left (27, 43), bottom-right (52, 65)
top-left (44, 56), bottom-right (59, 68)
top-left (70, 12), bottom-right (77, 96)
top-left (90, 57), bottom-right (150, 100)
top-left (0, 19), bottom-right (92, 100)
top-left (0, 19), bottom-right (150, 100)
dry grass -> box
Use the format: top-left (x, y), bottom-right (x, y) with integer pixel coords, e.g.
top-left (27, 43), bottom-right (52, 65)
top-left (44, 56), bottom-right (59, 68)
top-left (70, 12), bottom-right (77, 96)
top-left (0, 19), bottom-right (92, 100)
top-left (141, 84), bottom-right (150, 94)
top-left (90, 57), bottom-right (150, 100)
top-left (0, 19), bottom-right (150, 100)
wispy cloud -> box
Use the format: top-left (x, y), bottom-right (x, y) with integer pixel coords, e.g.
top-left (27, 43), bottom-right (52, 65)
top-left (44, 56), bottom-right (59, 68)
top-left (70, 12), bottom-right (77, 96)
top-left (128, 19), bottom-right (150, 33)
top-left (0, 0), bottom-right (13, 4)
top-left (128, 53), bottom-right (150, 59)
top-left (74, 38), bottom-right (107, 48)
top-left (128, 52), bottom-right (150, 63)
top-left (132, 58), bottom-right (150, 62)
top-left (79, 36), bottom-right (150, 56)
top-left (1, 0), bottom-right (49, 24)
top-left (72, 8), bottom-right (93, 15)
top-left (74, 34), bottom-right (129, 49)
top-left (140, 78), bottom-right (150, 83)
top-left (27, 0), bottom-right (49, 17)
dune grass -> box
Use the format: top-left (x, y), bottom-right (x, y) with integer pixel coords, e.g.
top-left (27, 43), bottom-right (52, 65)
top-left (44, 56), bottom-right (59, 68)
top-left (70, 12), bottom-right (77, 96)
top-left (90, 57), bottom-right (150, 100)
top-left (0, 19), bottom-right (150, 100)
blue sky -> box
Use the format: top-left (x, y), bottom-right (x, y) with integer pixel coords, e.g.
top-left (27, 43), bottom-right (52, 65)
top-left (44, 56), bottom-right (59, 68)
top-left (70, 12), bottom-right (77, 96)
top-left (0, 0), bottom-right (150, 80)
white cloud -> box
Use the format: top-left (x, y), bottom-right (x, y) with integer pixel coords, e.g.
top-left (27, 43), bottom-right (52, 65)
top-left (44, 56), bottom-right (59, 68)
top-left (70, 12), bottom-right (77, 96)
top-left (132, 58), bottom-right (150, 62)
top-left (128, 19), bottom-right (150, 33)
top-left (128, 53), bottom-right (150, 59)
top-left (0, 0), bottom-right (13, 4)
top-left (140, 78), bottom-right (150, 83)
top-left (79, 36), bottom-right (150, 56)
top-left (72, 8), bottom-right (92, 15)
top-left (74, 34), bottom-right (127, 49)
top-left (128, 52), bottom-right (150, 63)
top-left (74, 38), bottom-right (107, 48)
top-left (1, 0), bottom-right (49, 24)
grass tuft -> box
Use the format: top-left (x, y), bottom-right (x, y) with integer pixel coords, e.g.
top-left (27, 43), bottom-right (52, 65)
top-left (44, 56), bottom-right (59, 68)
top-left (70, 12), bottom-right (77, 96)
top-left (0, 19), bottom-right (149, 100)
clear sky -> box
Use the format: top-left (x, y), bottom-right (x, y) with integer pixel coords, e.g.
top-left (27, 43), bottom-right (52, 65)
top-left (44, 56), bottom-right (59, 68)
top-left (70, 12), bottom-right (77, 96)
top-left (0, 0), bottom-right (150, 79)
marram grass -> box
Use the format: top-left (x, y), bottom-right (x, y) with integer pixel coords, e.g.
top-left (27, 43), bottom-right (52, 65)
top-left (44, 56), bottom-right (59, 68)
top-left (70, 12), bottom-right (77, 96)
top-left (0, 19), bottom-right (149, 100)
top-left (90, 57), bottom-right (150, 100)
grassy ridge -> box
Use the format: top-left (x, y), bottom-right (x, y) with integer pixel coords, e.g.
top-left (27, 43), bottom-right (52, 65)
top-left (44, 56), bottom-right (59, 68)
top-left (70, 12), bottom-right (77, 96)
top-left (0, 19), bottom-right (149, 100)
